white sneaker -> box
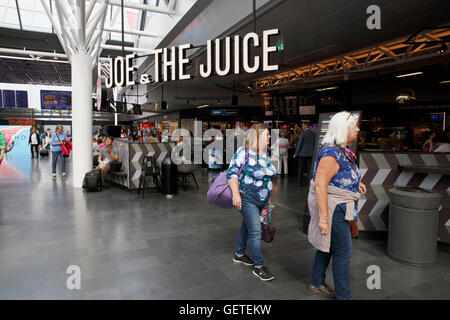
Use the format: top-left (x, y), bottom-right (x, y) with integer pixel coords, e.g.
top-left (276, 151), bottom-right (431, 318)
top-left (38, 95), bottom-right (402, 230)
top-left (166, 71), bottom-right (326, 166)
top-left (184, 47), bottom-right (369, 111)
top-left (62, 173), bottom-right (66, 177)
top-left (52, 173), bottom-right (56, 178)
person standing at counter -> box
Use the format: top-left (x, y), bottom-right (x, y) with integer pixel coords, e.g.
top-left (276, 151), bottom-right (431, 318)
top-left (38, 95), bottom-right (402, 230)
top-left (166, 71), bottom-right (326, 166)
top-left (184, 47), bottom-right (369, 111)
top-left (51, 125), bottom-right (68, 178)
top-left (294, 122), bottom-right (315, 186)
top-left (228, 123), bottom-right (277, 281)
top-left (307, 111), bottom-right (366, 300)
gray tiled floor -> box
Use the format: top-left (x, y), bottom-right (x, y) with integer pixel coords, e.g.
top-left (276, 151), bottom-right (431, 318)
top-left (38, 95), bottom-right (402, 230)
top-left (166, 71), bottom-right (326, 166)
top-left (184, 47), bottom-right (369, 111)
top-left (0, 155), bottom-right (449, 300)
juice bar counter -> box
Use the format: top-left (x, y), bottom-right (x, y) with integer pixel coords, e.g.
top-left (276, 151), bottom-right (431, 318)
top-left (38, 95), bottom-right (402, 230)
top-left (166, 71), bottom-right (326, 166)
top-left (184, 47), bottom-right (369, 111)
top-left (358, 150), bottom-right (450, 244)
top-left (111, 139), bottom-right (175, 190)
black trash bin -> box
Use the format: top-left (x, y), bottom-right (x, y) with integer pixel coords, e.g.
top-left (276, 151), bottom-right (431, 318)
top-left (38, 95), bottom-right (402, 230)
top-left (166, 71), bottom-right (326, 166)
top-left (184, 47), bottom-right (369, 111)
top-left (387, 187), bottom-right (442, 266)
top-left (161, 158), bottom-right (178, 198)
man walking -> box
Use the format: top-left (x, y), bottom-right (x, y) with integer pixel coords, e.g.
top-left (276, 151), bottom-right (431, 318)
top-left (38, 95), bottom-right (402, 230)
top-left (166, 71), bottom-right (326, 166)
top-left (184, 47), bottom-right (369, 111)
top-left (293, 121), bottom-right (315, 186)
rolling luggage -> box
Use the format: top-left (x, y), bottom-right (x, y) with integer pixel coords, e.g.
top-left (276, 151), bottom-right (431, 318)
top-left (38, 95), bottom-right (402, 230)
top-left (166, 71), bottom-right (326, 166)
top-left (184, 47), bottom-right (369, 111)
top-left (39, 149), bottom-right (49, 156)
top-left (82, 170), bottom-right (102, 191)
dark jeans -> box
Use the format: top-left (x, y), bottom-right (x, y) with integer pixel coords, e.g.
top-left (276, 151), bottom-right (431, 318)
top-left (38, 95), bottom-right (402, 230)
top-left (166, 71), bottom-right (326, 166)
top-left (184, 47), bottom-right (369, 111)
top-left (310, 205), bottom-right (352, 300)
top-left (30, 144), bottom-right (39, 158)
top-left (298, 156), bottom-right (312, 184)
top-left (52, 151), bottom-right (66, 174)
top-left (235, 193), bottom-right (267, 267)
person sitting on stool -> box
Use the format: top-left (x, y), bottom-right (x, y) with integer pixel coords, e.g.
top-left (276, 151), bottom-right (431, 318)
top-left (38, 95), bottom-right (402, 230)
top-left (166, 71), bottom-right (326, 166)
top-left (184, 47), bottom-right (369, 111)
top-left (96, 136), bottom-right (119, 186)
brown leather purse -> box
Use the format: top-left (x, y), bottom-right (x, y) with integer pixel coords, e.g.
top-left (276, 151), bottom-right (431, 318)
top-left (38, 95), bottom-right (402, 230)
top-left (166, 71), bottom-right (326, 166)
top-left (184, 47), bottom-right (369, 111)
top-left (350, 220), bottom-right (359, 239)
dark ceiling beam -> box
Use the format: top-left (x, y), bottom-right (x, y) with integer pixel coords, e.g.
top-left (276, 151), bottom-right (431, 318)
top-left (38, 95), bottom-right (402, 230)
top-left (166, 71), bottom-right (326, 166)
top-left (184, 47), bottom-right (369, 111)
top-left (15, 0), bottom-right (22, 30)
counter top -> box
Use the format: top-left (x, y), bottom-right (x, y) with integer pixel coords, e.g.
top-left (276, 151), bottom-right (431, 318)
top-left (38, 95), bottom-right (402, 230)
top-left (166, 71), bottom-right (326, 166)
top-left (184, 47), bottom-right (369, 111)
top-left (398, 165), bottom-right (450, 175)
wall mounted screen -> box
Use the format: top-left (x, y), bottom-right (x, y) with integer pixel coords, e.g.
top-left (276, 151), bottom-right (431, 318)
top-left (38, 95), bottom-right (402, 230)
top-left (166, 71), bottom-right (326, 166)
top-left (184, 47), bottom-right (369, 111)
top-left (40, 90), bottom-right (72, 110)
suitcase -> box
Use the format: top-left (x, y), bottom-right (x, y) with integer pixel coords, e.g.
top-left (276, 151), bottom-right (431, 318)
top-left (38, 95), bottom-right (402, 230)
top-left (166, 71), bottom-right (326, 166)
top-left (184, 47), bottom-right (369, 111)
top-left (39, 149), bottom-right (49, 156)
top-left (82, 170), bottom-right (102, 191)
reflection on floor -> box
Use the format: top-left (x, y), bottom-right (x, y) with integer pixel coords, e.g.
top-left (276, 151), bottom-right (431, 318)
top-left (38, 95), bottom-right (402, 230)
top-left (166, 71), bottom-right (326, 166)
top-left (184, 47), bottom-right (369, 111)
top-left (0, 154), bottom-right (449, 300)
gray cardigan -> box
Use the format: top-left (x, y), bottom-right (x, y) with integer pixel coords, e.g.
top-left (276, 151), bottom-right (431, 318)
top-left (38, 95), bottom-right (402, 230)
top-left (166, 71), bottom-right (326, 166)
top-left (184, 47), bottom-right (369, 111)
top-left (307, 180), bottom-right (361, 253)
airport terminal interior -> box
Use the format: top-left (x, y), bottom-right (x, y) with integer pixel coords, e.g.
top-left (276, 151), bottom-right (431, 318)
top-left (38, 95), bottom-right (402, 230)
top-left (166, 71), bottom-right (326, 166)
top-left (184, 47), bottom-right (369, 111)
top-left (0, 0), bottom-right (449, 300)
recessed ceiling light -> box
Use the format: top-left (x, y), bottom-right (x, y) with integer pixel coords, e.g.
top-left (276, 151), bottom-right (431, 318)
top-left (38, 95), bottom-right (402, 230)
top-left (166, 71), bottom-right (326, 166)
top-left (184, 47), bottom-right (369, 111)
top-left (395, 72), bottom-right (423, 78)
top-left (439, 80), bottom-right (450, 84)
top-left (315, 86), bottom-right (338, 92)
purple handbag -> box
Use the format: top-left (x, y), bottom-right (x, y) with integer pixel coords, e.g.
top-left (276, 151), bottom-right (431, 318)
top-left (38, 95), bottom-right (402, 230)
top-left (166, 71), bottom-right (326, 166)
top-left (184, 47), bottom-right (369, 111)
top-left (207, 148), bottom-right (248, 209)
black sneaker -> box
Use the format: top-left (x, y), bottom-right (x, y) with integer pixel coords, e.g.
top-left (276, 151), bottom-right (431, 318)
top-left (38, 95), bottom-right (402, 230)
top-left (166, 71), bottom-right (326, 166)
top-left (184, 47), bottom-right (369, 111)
top-left (252, 266), bottom-right (275, 281)
top-left (233, 254), bottom-right (254, 266)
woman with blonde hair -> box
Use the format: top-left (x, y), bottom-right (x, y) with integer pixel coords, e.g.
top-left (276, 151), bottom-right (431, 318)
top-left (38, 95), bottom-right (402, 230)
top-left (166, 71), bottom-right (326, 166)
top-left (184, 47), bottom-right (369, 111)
top-left (307, 111), bottom-right (366, 300)
top-left (227, 123), bottom-right (277, 281)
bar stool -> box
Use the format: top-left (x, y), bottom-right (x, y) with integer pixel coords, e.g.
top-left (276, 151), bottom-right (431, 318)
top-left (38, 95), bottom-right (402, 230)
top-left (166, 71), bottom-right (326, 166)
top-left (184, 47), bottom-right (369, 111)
top-left (138, 156), bottom-right (160, 198)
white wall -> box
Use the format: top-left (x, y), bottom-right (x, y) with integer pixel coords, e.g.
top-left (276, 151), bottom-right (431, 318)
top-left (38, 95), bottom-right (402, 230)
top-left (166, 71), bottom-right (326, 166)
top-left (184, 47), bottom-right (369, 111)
top-left (0, 83), bottom-right (72, 110)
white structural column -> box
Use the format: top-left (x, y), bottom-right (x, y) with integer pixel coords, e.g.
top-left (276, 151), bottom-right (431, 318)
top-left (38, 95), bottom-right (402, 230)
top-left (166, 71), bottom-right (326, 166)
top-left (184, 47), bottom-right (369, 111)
top-left (72, 54), bottom-right (94, 188)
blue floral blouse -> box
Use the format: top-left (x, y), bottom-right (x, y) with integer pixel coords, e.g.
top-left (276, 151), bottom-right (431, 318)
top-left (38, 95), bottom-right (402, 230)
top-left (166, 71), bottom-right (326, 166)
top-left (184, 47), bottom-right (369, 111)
top-left (227, 146), bottom-right (277, 202)
top-left (312, 145), bottom-right (362, 219)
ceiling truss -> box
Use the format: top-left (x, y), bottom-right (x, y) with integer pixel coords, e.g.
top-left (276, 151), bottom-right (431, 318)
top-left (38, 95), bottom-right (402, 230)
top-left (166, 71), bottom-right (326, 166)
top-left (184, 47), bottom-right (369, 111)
top-left (252, 27), bottom-right (450, 91)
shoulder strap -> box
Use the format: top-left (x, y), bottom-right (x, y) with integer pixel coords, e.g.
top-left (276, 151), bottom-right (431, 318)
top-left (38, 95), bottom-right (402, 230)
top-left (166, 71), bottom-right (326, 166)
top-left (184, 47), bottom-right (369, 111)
top-left (319, 143), bottom-right (357, 174)
top-left (334, 145), bottom-right (357, 175)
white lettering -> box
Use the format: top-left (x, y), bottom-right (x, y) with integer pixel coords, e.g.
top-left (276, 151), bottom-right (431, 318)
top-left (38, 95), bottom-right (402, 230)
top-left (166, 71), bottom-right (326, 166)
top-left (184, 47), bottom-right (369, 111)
top-left (178, 44), bottom-right (192, 80)
top-left (163, 47), bottom-right (177, 82)
top-left (66, 265), bottom-right (81, 290)
top-left (200, 40), bottom-right (212, 78)
top-left (105, 57), bottom-right (114, 88)
top-left (243, 32), bottom-right (260, 73)
top-left (125, 53), bottom-right (137, 86)
top-left (263, 29), bottom-right (279, 72)
top-left (215, 37), bottom-right (231, 76)
top-left (366, 265), bottom-right (381, 289)
top-left (153, 48), bottom-right (163, 82)
top-left (114, 56), bottom-right (125, 87)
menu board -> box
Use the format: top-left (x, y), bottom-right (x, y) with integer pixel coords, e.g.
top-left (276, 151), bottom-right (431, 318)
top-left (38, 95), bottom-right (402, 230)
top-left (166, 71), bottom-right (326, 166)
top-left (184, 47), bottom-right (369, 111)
top-left (41, 90), bottom-right (72, 110)
top-left (285, 96), bottom-right (298, 116)
top-left (3, 90), bottom-right (15, 108)
top-left (15, 91), bottom-right (28, 108)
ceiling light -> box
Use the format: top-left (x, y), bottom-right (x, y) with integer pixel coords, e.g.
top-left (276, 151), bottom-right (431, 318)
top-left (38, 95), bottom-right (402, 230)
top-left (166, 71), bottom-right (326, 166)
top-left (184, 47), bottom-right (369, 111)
top-left (395, 72), bottom-right (423, 78)
top-left (439, 43), bottom-right (447, 55)
top-left (439, 80), bottom-right (450, 84)
top-left (315, 86), bottom-right (338, 92)
top-left (197, 105), bottom-right (209, 109)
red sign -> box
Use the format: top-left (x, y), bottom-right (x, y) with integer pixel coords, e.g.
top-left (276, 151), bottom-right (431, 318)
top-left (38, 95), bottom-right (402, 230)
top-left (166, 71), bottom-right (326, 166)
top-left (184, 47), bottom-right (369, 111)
top-left (142, 123), bottom-right (153, 128)
top-left (8, 119), bottom-right (35, 125)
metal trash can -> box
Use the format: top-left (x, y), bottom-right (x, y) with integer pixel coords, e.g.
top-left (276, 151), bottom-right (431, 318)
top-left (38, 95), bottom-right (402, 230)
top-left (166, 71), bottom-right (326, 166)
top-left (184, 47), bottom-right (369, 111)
top-left (161, 158), bottom-right (178, 198)
top-left (387, 187), bottom-right (442, 266)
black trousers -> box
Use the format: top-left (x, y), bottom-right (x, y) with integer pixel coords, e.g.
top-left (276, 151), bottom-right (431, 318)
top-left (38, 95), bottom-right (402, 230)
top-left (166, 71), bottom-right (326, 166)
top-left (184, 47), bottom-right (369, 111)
top-left (30, 144), bottom-right (39, 158)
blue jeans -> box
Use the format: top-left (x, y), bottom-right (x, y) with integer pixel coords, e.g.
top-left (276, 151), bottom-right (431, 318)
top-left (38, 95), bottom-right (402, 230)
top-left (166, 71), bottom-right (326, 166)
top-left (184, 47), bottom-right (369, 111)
top-left (310, 205), bottom-right (352, 300)
top-left (52, 151), bottom-right (66, 174)
top-left (298, 156), bottom-right (312, 184)
top-left (235, 193), bottom-right (267, 267)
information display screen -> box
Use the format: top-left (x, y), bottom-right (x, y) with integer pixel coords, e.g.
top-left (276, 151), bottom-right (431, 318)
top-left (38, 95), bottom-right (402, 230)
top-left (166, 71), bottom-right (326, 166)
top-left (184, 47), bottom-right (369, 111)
top-left (3, 90), bottom-right (16, 108)
top-left (15, 91), bottom-right (28, 108)
top-left (41, 90), bottom-right (72, 110)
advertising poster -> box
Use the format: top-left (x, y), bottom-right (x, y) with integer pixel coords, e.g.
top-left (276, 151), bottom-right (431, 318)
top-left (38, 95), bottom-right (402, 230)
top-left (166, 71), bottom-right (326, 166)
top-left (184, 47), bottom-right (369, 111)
top-left (0, 125), bottom-right (32, 179)
top-left (41, 90), bottom-right (72, 110)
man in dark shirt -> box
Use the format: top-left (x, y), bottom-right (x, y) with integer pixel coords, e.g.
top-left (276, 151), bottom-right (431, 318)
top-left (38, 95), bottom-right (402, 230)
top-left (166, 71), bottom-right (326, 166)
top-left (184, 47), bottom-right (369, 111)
top-left (293, 122), bottom-right (316, 186)
top-left (98, 125), bottom-right (107, 137)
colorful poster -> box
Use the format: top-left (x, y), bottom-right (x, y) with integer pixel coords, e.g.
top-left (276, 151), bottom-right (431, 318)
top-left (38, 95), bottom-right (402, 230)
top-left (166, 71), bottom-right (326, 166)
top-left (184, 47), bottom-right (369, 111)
top-left (41, 90), bottom-right (72, 110)
top-left (0, 126), bottom-right (32, 179)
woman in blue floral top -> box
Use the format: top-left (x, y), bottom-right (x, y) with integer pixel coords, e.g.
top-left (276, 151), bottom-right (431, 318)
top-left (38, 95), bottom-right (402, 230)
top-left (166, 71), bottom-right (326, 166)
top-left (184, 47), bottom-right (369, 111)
top-left (227, 123), bottom-right (277, 281)
top-left (308, 111), bottom-right (366, 300)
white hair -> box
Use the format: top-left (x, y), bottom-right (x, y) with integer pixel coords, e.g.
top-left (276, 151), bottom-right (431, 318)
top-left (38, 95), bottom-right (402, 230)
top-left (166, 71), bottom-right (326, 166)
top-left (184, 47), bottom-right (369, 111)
top-left (321, 111), bottom-right (359, 148)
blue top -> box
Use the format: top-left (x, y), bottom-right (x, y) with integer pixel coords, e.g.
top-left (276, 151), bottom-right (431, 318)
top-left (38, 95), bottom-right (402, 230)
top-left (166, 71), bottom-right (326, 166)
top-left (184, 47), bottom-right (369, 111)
top-left (312, 145), bottom-right (362, 219)
top-left (227, 146), bottom-right (277, 202)
top-left (51, 132), bottom-right (68, 152)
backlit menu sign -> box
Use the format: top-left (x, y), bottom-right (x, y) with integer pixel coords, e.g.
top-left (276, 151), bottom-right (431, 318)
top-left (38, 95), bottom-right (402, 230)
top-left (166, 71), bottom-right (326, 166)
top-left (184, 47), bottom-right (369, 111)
top-left (41, 90), bottom-right (72, 110)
